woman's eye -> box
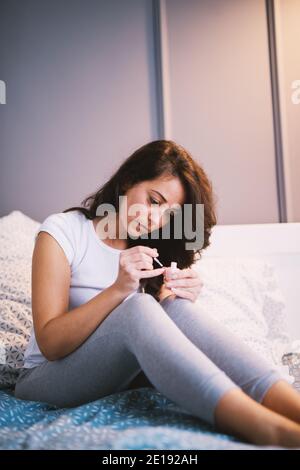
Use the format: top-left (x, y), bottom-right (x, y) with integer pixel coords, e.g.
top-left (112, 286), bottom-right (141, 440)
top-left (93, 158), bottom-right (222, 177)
top-left (149, 197), bottom-right (160, 205)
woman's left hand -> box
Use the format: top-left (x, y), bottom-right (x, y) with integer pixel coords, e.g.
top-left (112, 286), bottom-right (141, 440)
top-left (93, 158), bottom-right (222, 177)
top-left (164, 267), bottom-right (204, 302)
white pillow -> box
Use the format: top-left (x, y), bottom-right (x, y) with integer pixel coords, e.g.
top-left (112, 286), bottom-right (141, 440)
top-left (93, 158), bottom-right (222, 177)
top-left (193, 257), bottom-right (292, 372)
top-left (0, 210), bottom-right (40, 388)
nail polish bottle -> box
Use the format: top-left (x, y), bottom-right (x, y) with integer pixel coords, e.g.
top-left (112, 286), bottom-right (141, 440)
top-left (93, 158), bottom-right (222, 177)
top-left (169, 261), bottom-right (178, 291)
top-left (170, 261), bottom-right (177, 271)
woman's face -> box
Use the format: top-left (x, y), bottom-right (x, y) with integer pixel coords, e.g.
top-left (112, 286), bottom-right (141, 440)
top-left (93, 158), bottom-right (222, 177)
top-left (119, 175), bottom-right (186, 238)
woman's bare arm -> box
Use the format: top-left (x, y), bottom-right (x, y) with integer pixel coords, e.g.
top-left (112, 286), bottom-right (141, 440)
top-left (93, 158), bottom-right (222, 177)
top-left (31, 232), bottom-right (130, 361)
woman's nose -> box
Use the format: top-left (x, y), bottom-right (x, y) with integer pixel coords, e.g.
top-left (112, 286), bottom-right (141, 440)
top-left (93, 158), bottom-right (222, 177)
top-left (149, 207), bottom-right (163, 229)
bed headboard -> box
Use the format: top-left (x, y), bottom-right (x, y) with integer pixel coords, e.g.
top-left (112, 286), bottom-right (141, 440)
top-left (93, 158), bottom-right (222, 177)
top-left (202, 223), bottom-right (300, 339)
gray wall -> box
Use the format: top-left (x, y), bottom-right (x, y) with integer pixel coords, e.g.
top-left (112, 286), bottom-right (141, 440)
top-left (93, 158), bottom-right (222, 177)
top-left (0, 0), bottom-right (157, 222)
top-left (0, 0), bottom-right (299, 224)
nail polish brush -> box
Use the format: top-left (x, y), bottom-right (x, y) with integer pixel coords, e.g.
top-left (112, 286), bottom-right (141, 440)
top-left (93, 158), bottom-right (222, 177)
top-left (153, 257), bottom-right (164, 268)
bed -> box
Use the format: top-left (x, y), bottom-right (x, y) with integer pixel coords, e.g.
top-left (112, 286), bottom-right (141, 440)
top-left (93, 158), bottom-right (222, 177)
top-left (0, 211), bottom-right (299, 450)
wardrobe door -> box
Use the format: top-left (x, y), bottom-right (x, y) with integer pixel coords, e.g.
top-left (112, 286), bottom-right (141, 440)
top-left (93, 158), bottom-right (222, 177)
top-left (275, 0), bottom-right (300, 222)
top-left (165, 0), bottom-right (279, 224)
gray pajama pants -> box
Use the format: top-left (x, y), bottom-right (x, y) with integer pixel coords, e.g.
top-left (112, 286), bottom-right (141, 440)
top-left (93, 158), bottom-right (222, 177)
top-left (14, 292), bottom-right (285, 426)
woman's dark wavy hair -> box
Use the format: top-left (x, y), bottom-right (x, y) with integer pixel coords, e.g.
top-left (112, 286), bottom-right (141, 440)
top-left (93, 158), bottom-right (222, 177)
top-left (63, 139), bottom-right (217, 301)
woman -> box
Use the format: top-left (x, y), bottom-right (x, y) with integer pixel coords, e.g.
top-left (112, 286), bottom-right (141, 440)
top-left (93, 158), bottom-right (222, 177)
top-left (15, 140), bottom-right (300, 447)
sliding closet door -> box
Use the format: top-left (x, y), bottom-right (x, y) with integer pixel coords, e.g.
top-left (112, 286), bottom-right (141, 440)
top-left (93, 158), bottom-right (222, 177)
top-left (165, 0), bottom-right (278, 224)
top-left (275, 0), bottom-right (300, 222)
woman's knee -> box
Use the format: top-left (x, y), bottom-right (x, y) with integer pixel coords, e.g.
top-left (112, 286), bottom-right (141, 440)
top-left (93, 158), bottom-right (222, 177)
top-left (161, 294), bottom-right (198, 317)
top-left (93, 292), bottom-right (162, 337)
top-left (128, 292), bottom-right (157, 303)
top-left (123, 292), bottom-right (163, 321)
top-left (121, 292), bottom-right (159, 312)
top-left (119, 292), bottom-right (177, 341)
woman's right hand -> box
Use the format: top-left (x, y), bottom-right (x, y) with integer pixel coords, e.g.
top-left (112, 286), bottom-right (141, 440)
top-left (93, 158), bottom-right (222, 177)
top-left (112, 245), bottom-right (165, 298)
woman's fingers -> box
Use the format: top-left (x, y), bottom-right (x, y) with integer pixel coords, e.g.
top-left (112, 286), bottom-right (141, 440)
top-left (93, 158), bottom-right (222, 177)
top-left (121, 246), bottom-right (160, 275)
top-left (134, 260), bottom-right (154, 271)
top-left (164, 266), bottom-right (198, 281)
top-left (164, 267), bottom-right (204, 301)
top-left (164, 267), bottom-right (203, 302)
top-left (165, 277), bottom-right (201, 288)
top-left (123, 248), bottom-right (159, 273)
top-left (170, 288), bottom-right (195, 302)
top-left (139, 267), bottom-right (165, 278)
top-left (123, 245), bottom-right (158, 260)
top-left (126, 252), bottom-right (156, 265)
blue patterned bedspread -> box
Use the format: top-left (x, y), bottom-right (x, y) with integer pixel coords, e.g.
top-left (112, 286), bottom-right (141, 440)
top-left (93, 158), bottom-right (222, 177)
top-left (0, 387), bottom-right (281, 450)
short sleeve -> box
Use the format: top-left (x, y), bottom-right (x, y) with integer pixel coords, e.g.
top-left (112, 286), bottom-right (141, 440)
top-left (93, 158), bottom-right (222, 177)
top-left (34, 212), bottom-right (75, 266)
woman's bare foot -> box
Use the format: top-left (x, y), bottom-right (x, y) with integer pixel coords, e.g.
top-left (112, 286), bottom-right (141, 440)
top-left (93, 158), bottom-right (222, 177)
top-left (275, 419), bottom-right (300, 448)
top-left (214, 388), bottom-right (300, 448)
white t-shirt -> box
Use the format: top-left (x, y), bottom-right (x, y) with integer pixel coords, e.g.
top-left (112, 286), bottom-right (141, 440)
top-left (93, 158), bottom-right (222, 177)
top-left (23, 209), bottom-right (141, 368)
